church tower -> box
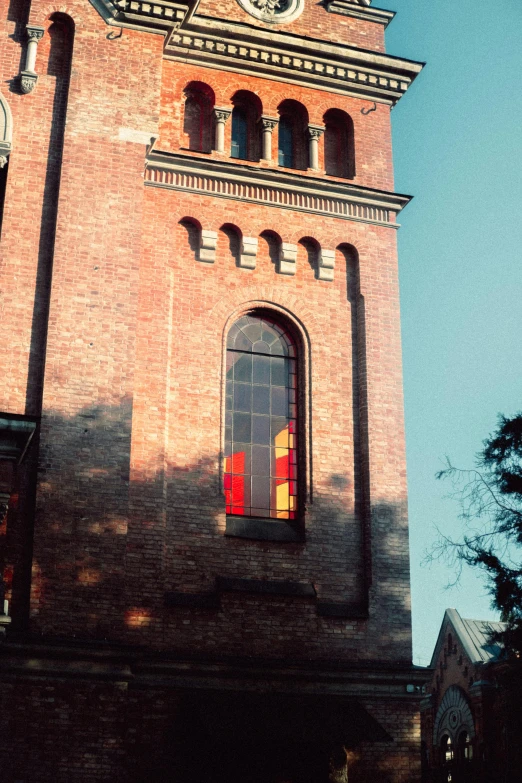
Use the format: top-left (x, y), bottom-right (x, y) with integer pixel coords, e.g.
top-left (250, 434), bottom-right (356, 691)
top-left (0, 0), bottom-right (424, 779)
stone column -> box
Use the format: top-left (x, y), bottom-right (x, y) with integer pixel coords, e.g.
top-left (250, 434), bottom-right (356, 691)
top-left (214, 107), bottom-right (231, 154)
top-left (260, 116), bottom-right (278, 162)
top-left (308, 124), bottom-right (325, 171)
top-left (20, 25), bottom-right (45, 94)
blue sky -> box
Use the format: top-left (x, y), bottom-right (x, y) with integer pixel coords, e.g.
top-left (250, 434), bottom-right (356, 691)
top-left (376, 0), bottom-right (522, 665)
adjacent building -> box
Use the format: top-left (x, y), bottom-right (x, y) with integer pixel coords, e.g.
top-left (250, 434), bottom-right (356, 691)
top-left (421, 608), bottom-right (511, 783)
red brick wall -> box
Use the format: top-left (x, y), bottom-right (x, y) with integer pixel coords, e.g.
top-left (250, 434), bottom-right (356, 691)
top-left (160, 61), bottom-right (395, 192)
top-left (196, 0), bottom-right (387, 51)
top-left (0, 0), bottom-right (410, 662)
top-left (0, 0), bottom-right (418, 778)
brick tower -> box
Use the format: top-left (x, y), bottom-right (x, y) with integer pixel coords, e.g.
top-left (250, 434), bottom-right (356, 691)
top-left (0, 0), bottom-right (424, 779)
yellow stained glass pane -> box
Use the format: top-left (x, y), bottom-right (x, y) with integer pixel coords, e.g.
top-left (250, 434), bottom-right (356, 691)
top-left (276, 481), bottom-right (289, 512)
top-left (274, 426), bottom-right (289, 449)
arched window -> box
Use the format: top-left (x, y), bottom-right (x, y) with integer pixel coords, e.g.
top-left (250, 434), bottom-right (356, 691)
top-left (458, 731), bottom-right (473, 762)
top-left (230, 91), bottom-right (262, 161)
top-left (278, 115), bottom-right (293, 167)
top-left (278, 100), bottom-right (308, 170)
top-left (323, 108), bottom-right (355, 179)
top-left (225, 314), bottom-right (298, 521)
top-left (231, 107), bottom-right (248, 159)
top-left (182, 82), bottom-right (215, 153)
top-left (0, 90), bottom-right (13, 237)
top-left (441, 735), bottom-right (453, 765)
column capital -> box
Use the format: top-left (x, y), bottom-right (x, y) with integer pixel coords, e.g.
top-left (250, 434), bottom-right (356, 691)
top-left (308, 123), bottom-right (325, 140)
top-left (26, 25), bottom-right (45, 42)
top-left (214, 107), bottom-right (231, 123)
top-left (260, 116), bottom-right (278, 131)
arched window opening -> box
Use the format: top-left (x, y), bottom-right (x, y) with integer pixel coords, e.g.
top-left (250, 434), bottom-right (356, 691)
top-left (0, 91), bottom-right (12, 237)
top-left (230, 91), bottom-right (262, 161)
top-left (278, 115), bottom-right (293, 167)
top-left (0, 159), bottom-right (8, 238)
top-left (324, 108), bottom-right (355, 179)
top-left (225, 313), bottom-right (298, 521)
top-left (278, 100), bottom-right (308, 170)
top-left (458, 731), bottom-right (473, 762)
top-left (441, 735), bottom-right (453, 765)
top-left (183, 82), bottom-right (215, 153)
top-left (231, 108), bottom-right (248, 160)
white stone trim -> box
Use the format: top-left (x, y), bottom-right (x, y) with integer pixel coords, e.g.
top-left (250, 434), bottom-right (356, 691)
top-left (164, 22), bottom-right (423, 105)
top-left (279, 242), bottom-right (297, 276)
top-left (325, 0), bottom-right (395, 27)
top-left (240, 236), bottom-right (258, 269)
top-left (318, 248), bottom-right (335, 282)
top-left (20, 25), bottom-right (45, 94)
top-left (118, 127), bottom-right (158, 145)
top-left (145, 151), bottom-right (409, 228)
top-left (199, 229), bottom-right (218, 262)
top-left (0, 92), bottom-right (13, 159)
top-left (235, 0), bottom-right (304, 26)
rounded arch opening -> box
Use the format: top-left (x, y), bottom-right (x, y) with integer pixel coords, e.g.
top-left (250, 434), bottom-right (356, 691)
top-left (224, 307), bottom-right (305, 532)
top-left (277, 99), bottom-right (309, 170)
top-left (323, 108), bottom-right (355, 179)
top-left (182, 81), bottom-right (215, 153)
top-left (230, 90), bottom-right (263, 162)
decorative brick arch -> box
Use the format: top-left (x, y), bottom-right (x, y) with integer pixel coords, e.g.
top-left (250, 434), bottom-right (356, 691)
top-left (434, 685), bottom-right (476, 746)
top-left (30, 5), bottom-right (82, 26)
top-left (209, 290), bottom-right (322, 346)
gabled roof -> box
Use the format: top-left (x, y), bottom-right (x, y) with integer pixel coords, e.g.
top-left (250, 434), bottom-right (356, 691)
top-left (430, 608), bottom-right (506, 668)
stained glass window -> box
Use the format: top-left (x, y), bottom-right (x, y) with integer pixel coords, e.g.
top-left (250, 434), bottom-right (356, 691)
top-left (224, 314), bottom-right (298, 520)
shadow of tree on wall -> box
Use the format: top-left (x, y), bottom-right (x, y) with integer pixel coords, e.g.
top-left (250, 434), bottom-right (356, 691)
top-left (2, 396), bottom-right (417, 783)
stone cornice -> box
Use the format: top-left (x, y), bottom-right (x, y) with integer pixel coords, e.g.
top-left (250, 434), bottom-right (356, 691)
top-left (0, 637), bottom-right (428, 697)
top-left (89, 0), bottom-right (194, 34)
top-left (164, 18), bottom-right (424, 104)
top-left (325, 0), bottom-right (395, 28)
top-left (87, 0), bottom-right (423, 105)
top-left (145, 150), bottom-right (411, 227)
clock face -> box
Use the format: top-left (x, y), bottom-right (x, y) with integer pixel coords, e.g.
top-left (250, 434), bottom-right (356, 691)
top-left (235, 0), bottom-right (304, 25)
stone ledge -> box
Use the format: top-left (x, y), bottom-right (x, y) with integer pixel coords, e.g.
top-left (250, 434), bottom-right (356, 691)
top-left (216, 576), bottom-right (316, 598)
top-left (225, 516), bottom-right (304, 542)
top-left (146, 150), bottom-right (411, 227)
top-left (164, 19), bottom-right (424, 105)
top-left (317, 601), bottom-right (369, 619)
top-left (325, 0), bottom-right (395, 28)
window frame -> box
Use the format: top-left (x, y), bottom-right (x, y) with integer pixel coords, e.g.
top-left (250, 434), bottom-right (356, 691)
top-left (223, 309), bottom-right (307, 543)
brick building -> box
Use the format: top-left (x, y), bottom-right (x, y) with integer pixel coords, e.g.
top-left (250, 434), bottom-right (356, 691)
top-left (420, 609), bottom-right (517, 783)
top-left (0, 0), bottom-right (424, 779)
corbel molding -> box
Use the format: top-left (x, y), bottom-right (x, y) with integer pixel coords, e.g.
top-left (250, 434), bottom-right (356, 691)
top-left (145, 150), bottom-right (411, 228)
top-left (163, 19), bottom-right (424, 105)
top-left (88, 0), bottom-right (196, 35)
top-left (279, 242), bottom-right (297, 276)
top-left (199, 229), bottom-right (218, 262)
top-left (325, 0), bottom-right (395, 28)
top-left (318, 248), bottom-right (335, 281)
top-left (240, 236), bottom-right (258, 269)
